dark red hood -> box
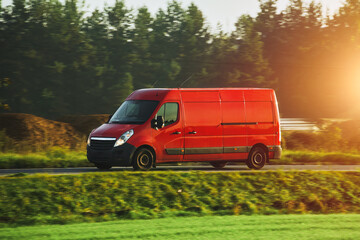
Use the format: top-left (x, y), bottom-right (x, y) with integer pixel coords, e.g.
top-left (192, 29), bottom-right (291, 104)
top-left (90, 123), bottom-right (137, 138)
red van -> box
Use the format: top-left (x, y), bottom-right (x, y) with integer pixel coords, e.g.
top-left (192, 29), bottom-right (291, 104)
top-left (87, 88), bottom-right (281, 170)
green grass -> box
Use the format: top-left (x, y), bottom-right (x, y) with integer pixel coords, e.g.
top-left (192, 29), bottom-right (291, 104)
top-left (1, 214), bottom-right (360, 240)
top-left (2, 149), bottom-right (360, 169)
top-left (273, 150), bottom-right (360, 165)
top-left (1, 171), bottom-right (360, 226)
top-left (0, 147), bottom-right (91, 168)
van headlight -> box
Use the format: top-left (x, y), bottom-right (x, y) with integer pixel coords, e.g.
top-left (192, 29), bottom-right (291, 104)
top-left (114, 129), bottom-right (134, 147)
top-left (87, 129), bottom-right (96, 146)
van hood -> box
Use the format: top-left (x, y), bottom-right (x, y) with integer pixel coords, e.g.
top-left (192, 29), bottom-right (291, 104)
top-left (90, 123), bottom-right (137, 138)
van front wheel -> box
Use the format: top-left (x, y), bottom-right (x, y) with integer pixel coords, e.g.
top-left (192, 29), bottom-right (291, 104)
top-left (246, 147), bottom-right (267, 170)
top-left (133, 148), bottom-right (154, 171)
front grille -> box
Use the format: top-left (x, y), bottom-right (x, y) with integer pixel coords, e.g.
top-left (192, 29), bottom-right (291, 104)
top-left (91, 155), bottom-right (112, 162)
top-left (90, 139), bottom-right (116, 150)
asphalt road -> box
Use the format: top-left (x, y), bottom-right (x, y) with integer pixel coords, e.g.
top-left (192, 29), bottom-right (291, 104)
top-left (1, 164), bottom-right (360, 176)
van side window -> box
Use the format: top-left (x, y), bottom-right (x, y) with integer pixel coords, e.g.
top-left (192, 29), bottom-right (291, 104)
top-left (155, 103), bottom-right (179, 126)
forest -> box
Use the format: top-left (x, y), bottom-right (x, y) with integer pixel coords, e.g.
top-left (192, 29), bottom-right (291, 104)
top-left (0, 0), bottom-right (359, 118)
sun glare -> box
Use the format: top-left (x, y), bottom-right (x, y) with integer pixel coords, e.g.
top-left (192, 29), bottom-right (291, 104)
top-left (344, 57), bottom-right (360, 109)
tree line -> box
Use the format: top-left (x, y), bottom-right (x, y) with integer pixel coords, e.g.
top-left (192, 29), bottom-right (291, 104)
top-left (0, 0), bottom-right (359, 118)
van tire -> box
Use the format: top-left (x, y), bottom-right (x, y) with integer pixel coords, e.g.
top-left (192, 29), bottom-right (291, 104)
top-left (95, 163), bottom-right (112, 170)
top-left (210, 162), bottom-right (227, 169)
top-left (133, 147), bottom-right (154, 171)
top-left (246, 147), bottom-right (267, 170)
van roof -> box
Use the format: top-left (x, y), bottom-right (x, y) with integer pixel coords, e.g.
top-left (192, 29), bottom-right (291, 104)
top-left (126, 88), bottom-right (274, 101)
top-left (135, 88), bottom-right (273, 91)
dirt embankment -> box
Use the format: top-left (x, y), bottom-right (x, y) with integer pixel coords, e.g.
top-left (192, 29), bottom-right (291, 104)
top-left (0, 113), bottom-right (107, 149)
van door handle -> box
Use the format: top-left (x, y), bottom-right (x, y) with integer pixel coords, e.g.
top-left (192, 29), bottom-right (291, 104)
top-left (189, 131), bottom-right (197, 134)
top-left (172, 131), bottom-right (181, 135)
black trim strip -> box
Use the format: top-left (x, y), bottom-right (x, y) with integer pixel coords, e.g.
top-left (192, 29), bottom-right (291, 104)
top-left (185, 147), bottom-right (223, 154)
top-left (165, 148), bottom-right (184, 155)
top-left (221, 122), bottom-right (258, 125)
top-left (165, 145), bottom-right (282, 155)
top-left (223, 146), bottom-right (249, 153)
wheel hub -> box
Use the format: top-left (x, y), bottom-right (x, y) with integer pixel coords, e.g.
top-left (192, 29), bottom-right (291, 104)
top-left (254, 153), bottom-right (263, 164)
top-left (139, 154), bottom-right (150, 166)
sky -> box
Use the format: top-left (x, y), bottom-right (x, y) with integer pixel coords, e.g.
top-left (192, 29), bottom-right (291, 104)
top-left (2, 0), bottom-right (345, 32)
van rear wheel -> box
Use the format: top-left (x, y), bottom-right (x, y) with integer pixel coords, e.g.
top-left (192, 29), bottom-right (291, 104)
top-left (246, 147), bottom-right (267, 170)
top-left (133, 148), bottom-right (154, 171)
top-left (210, 162), bottom-right (227, 169)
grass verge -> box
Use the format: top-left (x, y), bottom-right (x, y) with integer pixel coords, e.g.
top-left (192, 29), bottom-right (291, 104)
top-left (1, 214), bottom-right (360, 240)
top-left (0, 147), bottom-right (90, 168)
top-left (1, 149), bottom-right (360, 169)
top-left (273, 150), bottom-right (360, 165)
top-left (1, 171), bottom-right (360, 226)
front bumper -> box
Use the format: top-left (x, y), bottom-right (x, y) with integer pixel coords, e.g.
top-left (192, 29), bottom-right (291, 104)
top-left (87, 142), bottom-right (137, 166)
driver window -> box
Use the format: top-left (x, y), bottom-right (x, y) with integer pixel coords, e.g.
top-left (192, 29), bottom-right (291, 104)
top-left (155, 103), bottom-right (179, 126)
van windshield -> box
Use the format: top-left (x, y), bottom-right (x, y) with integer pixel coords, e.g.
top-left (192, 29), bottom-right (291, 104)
top-left (109, 100), bottom-right (159, 124)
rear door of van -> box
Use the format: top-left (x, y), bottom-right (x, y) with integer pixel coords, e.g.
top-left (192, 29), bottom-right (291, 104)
top-left (245, 90), bottom-right (275, 149)
top-left (181, 90), bottom-right (223, 161)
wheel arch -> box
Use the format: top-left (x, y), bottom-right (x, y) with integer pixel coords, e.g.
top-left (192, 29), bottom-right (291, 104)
top-left (133, 144), bottom-right (157, 165)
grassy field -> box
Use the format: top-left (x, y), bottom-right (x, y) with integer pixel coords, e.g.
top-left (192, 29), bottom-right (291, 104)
top-left (1, 171), bottom-right (360, 226)
top-left (1, 149), bottom-right (360, 169)
top-left (1, 214), bottom-right (360, 240)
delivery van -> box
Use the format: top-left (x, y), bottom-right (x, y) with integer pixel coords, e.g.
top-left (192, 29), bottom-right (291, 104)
top-left (87, 88), bottom-right (282, 170)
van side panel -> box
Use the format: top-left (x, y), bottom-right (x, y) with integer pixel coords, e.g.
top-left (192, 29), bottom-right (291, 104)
top-left (220, 90), bottom-right (248, 160)
top-left (245, 90), bottom-right (276, 150)
top-left (182, 91), bottom-right (223, 161)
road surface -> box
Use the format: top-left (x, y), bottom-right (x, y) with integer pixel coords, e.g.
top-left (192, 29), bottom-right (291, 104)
top-left (1, 164), bottom-right (359, 176)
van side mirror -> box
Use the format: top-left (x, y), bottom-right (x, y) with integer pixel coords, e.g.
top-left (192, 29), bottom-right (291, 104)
top-left (151, 116), bottom-right (164, 129)
top-left (107, 114), bottom-right (113, 123)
